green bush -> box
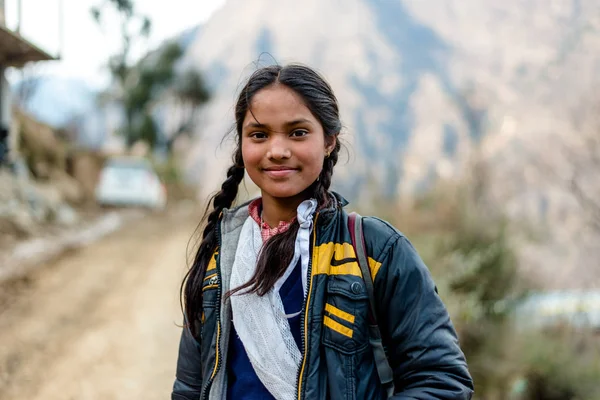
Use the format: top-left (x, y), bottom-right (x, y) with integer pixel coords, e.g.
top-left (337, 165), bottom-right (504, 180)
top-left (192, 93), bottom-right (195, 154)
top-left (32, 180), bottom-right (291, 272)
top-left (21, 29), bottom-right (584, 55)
top-left (513, 327), bottom-right (600, 400)
top-left (426, 201), bottom-right (526, 396)
top-left (362, 177), bottom-right (600, 399)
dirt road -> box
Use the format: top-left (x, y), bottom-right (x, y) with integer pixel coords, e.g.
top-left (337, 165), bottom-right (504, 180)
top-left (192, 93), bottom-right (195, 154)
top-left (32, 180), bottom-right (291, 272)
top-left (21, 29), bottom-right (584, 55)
top-left (0, 207), bottom-right (199, 400)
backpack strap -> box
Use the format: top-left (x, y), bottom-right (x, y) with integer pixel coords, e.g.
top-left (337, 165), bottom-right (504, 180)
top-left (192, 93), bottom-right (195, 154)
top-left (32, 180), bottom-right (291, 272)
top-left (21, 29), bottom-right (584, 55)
top-left (348, 212), bottom-right (395, 398)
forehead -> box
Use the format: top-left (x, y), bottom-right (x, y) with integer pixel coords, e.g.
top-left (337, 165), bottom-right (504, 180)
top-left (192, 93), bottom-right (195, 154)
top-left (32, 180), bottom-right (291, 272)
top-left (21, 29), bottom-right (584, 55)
top-left (244, 84), bottom-right (317, 126)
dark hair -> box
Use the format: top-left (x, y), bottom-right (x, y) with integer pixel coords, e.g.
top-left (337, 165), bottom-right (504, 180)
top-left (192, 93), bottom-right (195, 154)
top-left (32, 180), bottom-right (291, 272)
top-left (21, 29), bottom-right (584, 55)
top-left (182, 64), bottom-right (342, 337)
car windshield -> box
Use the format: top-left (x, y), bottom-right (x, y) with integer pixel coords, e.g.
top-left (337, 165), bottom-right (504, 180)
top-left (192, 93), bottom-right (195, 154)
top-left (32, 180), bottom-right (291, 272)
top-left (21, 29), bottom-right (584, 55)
top-left (105, 159), bottom-right (152, 172)
top-left (101, 159), bottom-right (156, 185)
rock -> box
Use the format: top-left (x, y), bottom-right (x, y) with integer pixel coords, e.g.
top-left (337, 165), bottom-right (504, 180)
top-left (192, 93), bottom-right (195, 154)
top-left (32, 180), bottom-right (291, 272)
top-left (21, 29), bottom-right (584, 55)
top-left (15, 108), bottom-right (66, 176)
top-left (0, 170), bottom-right (16, 202)
top-left (10, 207), bottom-right (37, 236)
top-left (31, 183), bottom-right (62, 222)
top-left (0, 202), bottom-right (36, 238)
top-left (49, 169), bottom-right (84, 204)
top-left (10, 157), bottom-right (31, 180)
top-left (55, 204), bottom-right (79, 226)
top-left (68, 152), bottom-right (105, 202)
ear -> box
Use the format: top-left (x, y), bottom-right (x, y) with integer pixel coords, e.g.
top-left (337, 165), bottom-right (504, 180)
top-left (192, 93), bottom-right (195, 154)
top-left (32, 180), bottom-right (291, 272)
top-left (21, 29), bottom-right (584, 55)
top-left (325, 134), bottom-right (338, 155)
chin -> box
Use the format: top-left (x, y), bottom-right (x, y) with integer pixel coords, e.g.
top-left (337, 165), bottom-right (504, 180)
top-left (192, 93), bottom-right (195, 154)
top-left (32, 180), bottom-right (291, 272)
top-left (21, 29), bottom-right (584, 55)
top-left (261, 183), bottom-right (312, 200)
top-left (264, 189), bottom-right (304, 200)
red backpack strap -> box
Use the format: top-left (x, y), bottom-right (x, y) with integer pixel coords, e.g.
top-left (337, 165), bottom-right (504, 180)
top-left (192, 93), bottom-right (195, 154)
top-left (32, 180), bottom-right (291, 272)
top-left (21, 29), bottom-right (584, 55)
top-left (348, 212), bottom-right (395, 398)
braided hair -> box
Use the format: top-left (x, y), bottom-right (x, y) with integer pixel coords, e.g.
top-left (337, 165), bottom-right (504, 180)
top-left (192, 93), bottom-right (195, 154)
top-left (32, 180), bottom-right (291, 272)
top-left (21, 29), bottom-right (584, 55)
top-left (182, 64), bottom-right (342, 337)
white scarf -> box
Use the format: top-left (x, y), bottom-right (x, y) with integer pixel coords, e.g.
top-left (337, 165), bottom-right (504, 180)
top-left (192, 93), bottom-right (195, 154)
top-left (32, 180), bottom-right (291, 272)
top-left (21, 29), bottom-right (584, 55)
top-left (230, 199), bottom-right (317, 400)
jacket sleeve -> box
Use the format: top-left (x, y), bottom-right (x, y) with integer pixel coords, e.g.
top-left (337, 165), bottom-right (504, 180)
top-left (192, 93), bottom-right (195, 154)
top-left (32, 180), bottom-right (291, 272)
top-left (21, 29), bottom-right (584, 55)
top-left (172, 325), bottom-right (203, 400)
top-left (373, 233), bottom-right (474, 399)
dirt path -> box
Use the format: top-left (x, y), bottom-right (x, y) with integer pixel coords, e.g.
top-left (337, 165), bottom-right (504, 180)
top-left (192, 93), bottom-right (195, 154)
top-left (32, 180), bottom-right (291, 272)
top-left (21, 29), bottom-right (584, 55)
top-left (0, 208), bottom-right (199, 400)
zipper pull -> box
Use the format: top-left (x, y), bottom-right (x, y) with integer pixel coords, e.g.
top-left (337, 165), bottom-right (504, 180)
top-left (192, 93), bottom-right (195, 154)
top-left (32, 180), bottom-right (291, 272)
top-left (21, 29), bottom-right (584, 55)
top-left (208, 275), bottom-right (219, 286)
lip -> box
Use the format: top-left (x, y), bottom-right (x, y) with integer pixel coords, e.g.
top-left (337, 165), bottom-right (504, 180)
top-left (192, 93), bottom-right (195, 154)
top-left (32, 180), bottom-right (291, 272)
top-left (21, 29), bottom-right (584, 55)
top-left (262, 166), bottom-right (299, 178)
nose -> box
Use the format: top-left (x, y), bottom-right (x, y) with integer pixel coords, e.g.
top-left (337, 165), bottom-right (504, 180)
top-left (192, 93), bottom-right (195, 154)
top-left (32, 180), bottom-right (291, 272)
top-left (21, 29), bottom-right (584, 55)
top-left (266, 136), bottom-right (291, 160)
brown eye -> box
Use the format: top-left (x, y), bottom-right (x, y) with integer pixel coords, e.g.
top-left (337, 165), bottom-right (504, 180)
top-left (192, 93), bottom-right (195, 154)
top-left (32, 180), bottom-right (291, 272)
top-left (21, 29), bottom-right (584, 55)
top-left (250, 132), bottom-right (268, 139)
top-left (290, 129), bottom-right (308, 137)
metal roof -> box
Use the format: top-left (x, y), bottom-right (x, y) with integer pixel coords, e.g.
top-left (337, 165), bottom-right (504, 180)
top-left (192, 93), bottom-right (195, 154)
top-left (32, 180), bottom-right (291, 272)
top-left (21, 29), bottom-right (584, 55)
top-left (0, 25), bottom-right (55, 67)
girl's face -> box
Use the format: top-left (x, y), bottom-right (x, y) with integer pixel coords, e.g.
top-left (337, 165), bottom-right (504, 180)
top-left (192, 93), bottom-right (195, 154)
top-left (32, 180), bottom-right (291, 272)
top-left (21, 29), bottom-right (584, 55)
top-left (241, 84), bottom-right (336, 202)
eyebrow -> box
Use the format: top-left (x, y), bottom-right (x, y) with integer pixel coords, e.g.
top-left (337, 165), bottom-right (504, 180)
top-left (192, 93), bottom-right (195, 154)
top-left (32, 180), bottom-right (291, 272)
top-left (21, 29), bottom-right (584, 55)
top-left (244, 118), bottom-right (313, 129)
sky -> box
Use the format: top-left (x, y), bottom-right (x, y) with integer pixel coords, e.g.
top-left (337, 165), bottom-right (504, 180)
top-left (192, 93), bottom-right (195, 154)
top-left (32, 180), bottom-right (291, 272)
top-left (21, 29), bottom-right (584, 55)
top-left (4, 0), bottom-right (225, 89)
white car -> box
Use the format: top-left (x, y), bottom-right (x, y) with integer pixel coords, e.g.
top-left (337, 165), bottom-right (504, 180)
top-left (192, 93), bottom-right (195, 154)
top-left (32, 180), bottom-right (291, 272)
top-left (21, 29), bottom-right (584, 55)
top-left (95, 157), bottom-right (167, 210)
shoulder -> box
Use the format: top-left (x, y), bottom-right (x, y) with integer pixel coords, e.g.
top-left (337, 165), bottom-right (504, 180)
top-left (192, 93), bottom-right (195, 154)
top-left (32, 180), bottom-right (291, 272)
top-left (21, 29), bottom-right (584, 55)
top-left (360, 215), bottom-right (406, 262)
top-left (358, 215), bottom-right (429, 283)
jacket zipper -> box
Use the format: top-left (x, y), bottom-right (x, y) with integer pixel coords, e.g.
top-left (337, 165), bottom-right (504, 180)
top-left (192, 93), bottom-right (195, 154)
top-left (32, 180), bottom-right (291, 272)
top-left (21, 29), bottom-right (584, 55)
top-left (296, 213), bottom-right (319, 400)
top-left (201, 220), bottom-right (223, 400)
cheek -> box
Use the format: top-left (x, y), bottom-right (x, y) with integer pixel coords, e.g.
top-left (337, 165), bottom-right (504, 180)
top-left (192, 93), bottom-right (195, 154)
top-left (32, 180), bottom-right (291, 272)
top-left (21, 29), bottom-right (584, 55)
top-left (241, 142), bottom-right (260, 167)
top-left (241, 143), bottom-right (265, 187)
top-left (300, 149), bottom-right (325, 176)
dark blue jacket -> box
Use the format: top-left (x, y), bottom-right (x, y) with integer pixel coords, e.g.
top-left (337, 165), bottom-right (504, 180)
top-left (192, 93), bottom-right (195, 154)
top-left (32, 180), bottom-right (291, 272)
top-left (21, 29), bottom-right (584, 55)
top-left (172, 194), bottom-right (474, 399)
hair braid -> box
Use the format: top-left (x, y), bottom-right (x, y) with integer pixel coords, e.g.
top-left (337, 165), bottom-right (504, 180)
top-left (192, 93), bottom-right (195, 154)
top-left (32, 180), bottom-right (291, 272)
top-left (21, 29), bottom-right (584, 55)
top-left (183, 152), bottom-right (244, 337)
top-left (229, 142), bottom-right (342, 298)
top-left (314, 140), bottom-right (341, 205)
top-left (183, 63), bottom-right (344, 331)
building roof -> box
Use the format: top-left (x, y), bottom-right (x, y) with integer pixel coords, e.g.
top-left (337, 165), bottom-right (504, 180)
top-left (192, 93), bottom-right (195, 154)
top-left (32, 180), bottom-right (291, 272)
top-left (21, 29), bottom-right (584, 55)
top-left (0, 25), bottom-right (55, 67)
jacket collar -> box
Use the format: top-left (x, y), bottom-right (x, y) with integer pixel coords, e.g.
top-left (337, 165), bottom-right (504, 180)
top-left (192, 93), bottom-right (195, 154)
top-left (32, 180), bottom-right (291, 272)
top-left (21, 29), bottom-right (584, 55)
top-left (221, 191), bottom-right (348, 232)
top-left (330, 191), bottom-right (349, 208)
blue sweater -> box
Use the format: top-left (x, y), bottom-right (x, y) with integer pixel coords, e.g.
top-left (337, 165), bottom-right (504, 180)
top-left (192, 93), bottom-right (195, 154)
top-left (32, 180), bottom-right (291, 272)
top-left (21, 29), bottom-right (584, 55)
top-left (227, 262), bottom-right (304, 400)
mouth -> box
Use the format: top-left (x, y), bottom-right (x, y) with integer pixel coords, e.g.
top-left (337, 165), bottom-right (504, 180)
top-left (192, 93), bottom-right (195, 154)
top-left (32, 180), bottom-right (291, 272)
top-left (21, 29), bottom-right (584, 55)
top-left (262, 166), bottom-right (299, 178)
top-left (263, 166), bottom-right (299, 171)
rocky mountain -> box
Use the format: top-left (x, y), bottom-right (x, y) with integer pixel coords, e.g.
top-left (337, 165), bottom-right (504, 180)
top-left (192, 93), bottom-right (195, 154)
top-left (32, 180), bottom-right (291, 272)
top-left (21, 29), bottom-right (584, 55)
top-left (182, 0), bottom-right (595, 187)
top-left (179, 0), bottom-right (600, 287)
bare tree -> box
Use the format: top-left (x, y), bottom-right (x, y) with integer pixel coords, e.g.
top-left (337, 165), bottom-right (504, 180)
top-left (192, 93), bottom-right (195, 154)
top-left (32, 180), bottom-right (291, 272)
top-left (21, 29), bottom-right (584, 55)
top-left (90, 0), bottom-right (152, 148)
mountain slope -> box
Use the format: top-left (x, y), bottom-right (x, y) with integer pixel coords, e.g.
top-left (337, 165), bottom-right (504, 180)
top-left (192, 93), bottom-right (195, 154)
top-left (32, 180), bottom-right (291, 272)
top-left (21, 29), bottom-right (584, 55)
top-left (176, 0), bottom-right (599, 288)
top-left (182, 0), bottom-right (473, 198)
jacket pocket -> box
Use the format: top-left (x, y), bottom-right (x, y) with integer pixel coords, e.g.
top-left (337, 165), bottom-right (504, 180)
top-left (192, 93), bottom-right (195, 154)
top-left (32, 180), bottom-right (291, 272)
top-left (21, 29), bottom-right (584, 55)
top-left (321, 275), bottom-right (370, 355)
top-left (322, 275), bottom-right (371, 400)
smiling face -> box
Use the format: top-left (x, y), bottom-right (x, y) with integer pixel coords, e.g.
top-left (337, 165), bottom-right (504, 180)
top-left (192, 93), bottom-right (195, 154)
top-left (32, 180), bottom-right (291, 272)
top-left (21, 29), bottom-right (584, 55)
top-left (241, 84), bottom-right (336, 203)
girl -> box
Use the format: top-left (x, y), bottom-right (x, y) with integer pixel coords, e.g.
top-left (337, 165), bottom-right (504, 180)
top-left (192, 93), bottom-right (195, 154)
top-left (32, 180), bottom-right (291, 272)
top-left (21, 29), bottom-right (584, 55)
top-left (172, 64), bottom-right (473, 400)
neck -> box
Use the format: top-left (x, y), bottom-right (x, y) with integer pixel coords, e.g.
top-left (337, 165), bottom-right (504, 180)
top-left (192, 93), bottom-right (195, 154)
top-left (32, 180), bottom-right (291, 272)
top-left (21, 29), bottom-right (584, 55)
top-left (261, 192), bottom-right (310, 228)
